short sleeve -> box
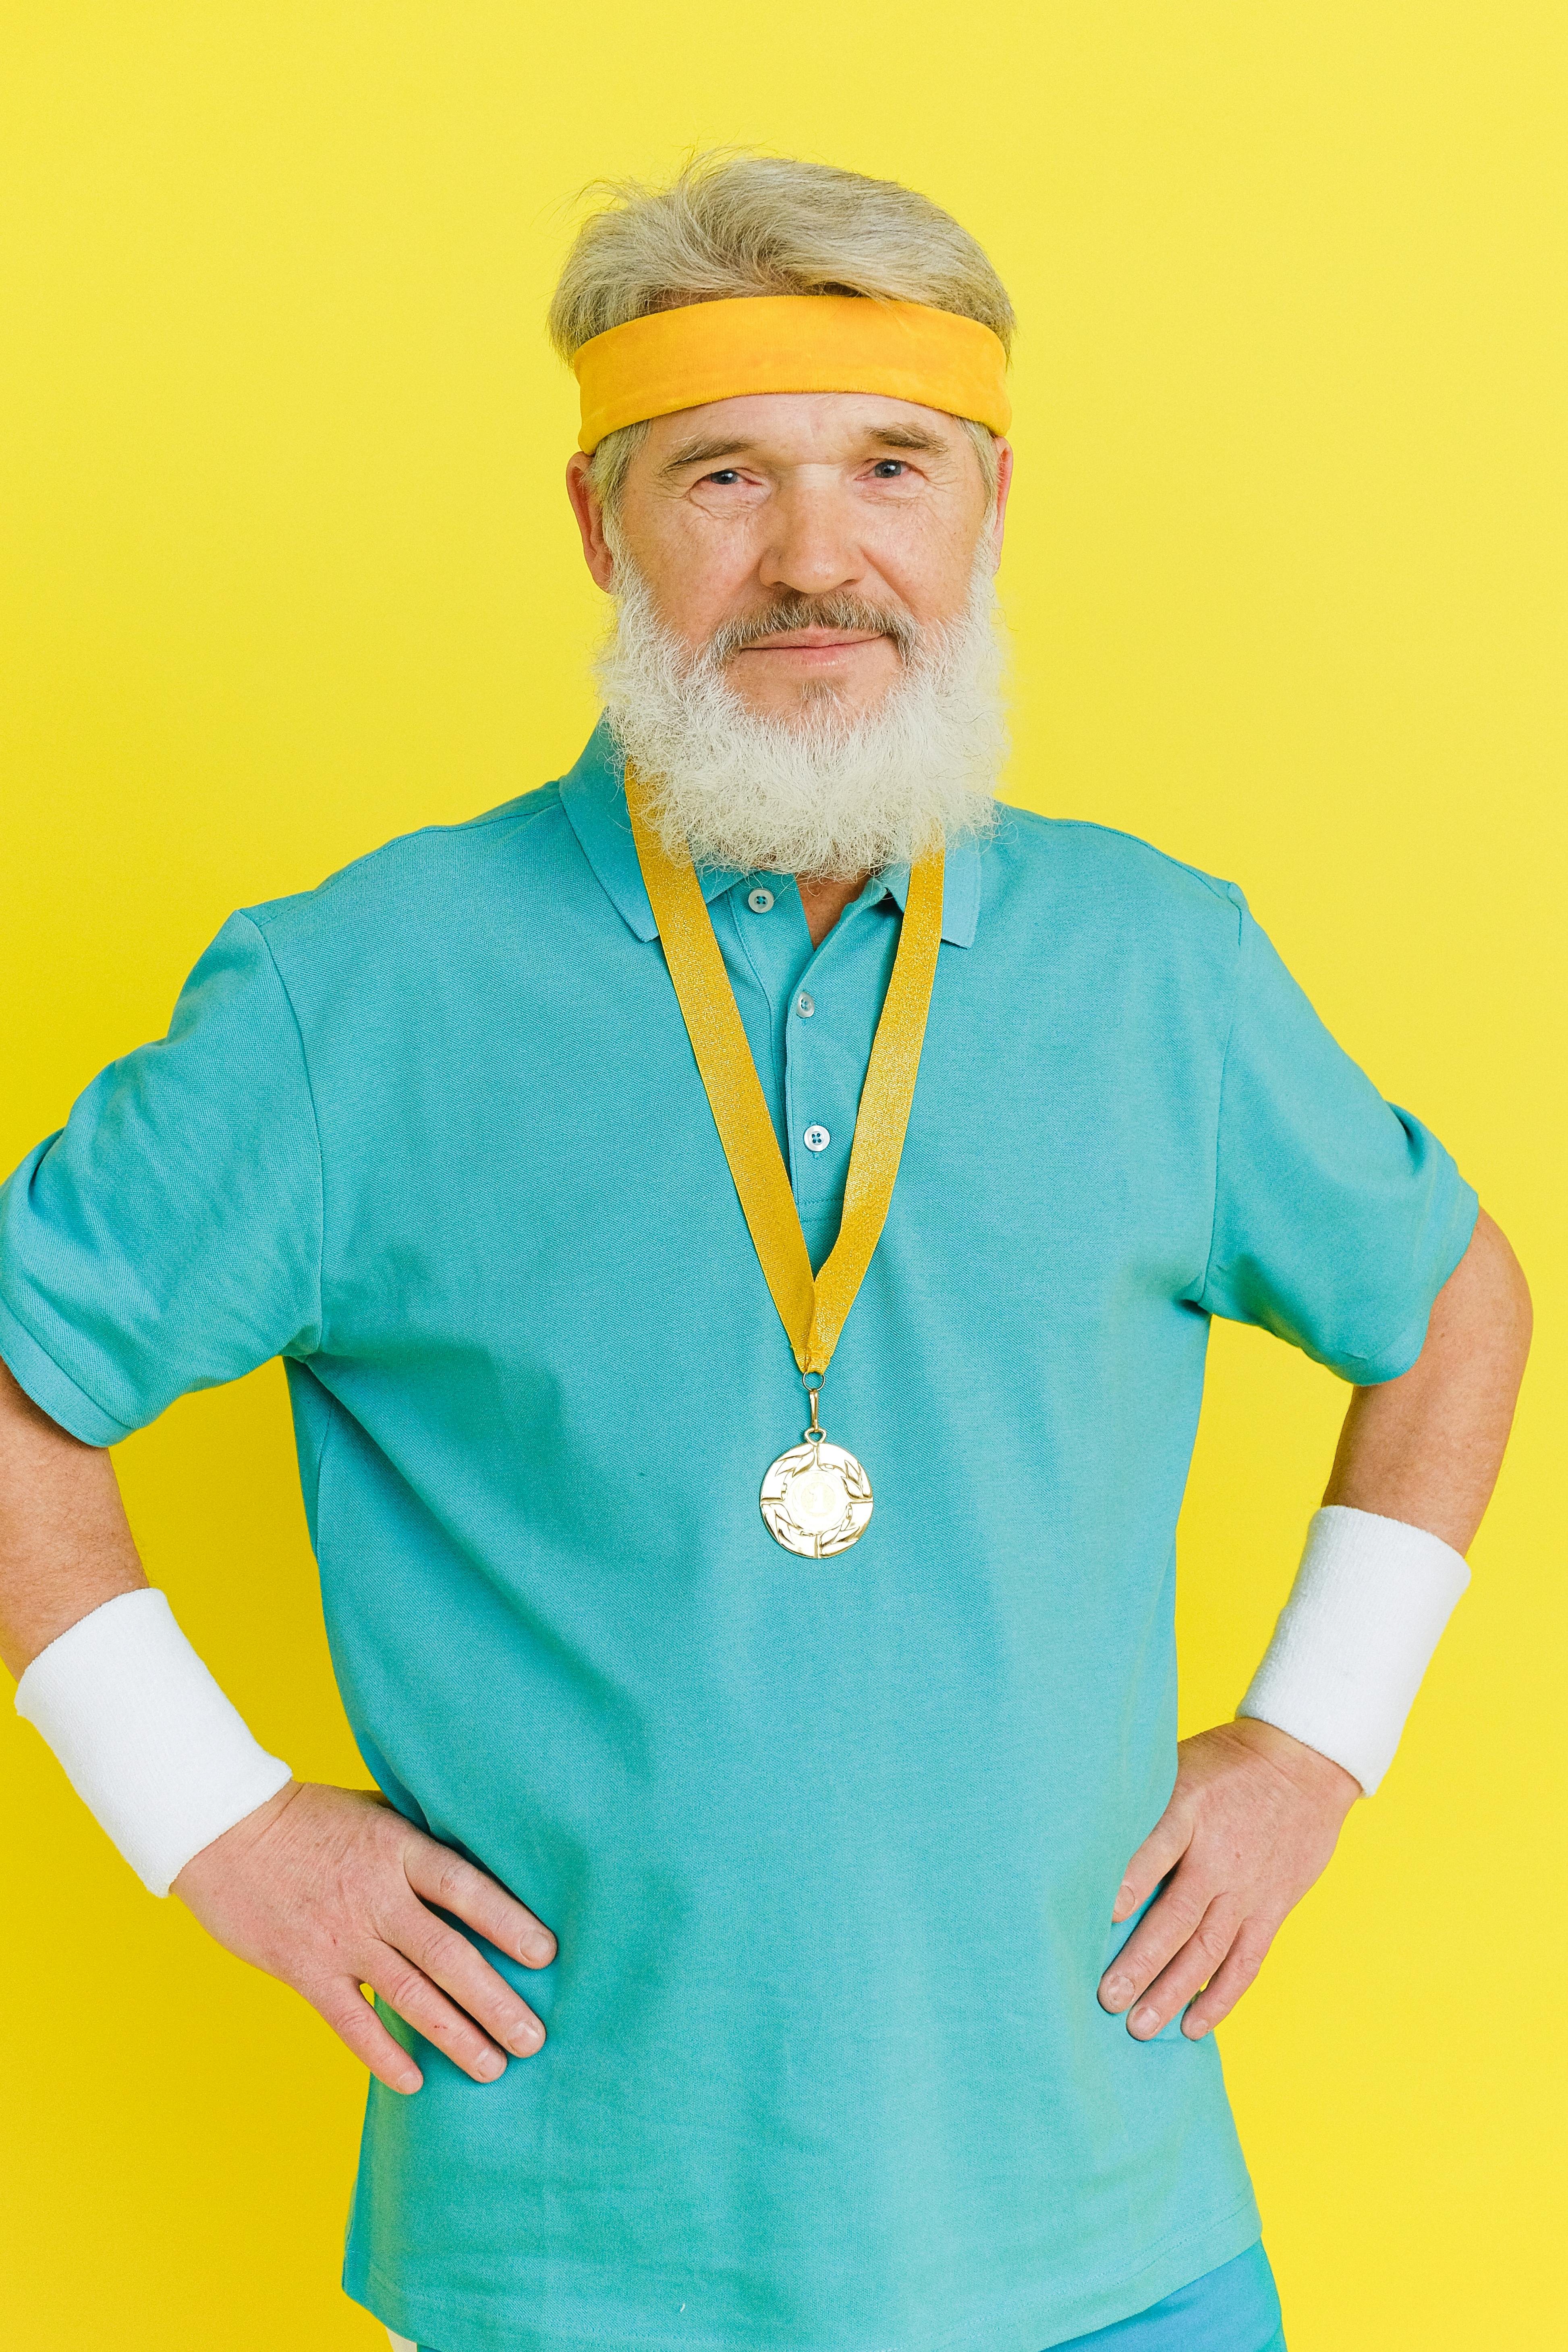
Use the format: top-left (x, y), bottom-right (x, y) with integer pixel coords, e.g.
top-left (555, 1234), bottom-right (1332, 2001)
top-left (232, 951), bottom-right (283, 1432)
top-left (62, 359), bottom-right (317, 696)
top-left (0, 913), bottom-right (324, 1444)
top-left (1197, 902), bottom-right (1478, 1382)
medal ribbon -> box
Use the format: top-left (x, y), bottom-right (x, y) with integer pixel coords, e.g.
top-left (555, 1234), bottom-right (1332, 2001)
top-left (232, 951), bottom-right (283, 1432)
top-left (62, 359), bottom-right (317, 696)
top-left (624, 760), bottom-right (945, 1381)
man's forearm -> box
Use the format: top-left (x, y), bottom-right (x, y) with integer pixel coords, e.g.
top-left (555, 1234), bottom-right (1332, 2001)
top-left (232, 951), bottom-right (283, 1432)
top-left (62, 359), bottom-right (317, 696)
top-left (0, 1357), bottom-right (147, 1678)
top-left (1234, 1205), bottom-right (1531, 1795)
top-left (1322, 1206), bottom-right (1531, 1549)
top-left (0, 1356), bottom-right (297, 1894)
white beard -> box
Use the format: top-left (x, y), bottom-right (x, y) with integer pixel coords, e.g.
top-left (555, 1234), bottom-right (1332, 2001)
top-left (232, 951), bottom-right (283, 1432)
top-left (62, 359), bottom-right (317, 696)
top-left (595, 554), bottom-right (1008, 880)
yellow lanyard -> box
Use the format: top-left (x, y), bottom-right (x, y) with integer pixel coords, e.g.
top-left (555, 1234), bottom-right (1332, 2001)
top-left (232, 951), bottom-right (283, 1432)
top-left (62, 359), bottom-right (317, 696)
top-left (624, 761), bottom-right (945, 1385)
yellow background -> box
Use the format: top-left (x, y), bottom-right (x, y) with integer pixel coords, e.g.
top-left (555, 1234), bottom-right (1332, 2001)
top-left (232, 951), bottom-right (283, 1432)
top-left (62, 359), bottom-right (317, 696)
top-left (1, 6), bottom-right (1562, 2346)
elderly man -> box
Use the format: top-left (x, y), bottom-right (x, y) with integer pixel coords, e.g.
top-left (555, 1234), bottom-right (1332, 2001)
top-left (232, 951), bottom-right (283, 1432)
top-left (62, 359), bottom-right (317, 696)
top-left (0, 155), bottom-right (1529, 2352)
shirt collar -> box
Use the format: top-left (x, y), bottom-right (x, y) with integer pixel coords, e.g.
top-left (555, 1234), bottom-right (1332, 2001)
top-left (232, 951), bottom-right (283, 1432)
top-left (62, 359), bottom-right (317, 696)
top-left (558, 717), bottom-right (982, 950)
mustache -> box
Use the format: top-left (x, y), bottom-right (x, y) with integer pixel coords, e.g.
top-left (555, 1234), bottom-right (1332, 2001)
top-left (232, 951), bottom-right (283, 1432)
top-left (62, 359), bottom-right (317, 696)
top-left (703, 593), bottom-right (921, 666)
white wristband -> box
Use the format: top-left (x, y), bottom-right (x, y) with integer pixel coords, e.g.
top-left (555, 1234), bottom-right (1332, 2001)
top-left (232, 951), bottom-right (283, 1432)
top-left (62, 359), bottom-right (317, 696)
top-left (1238, 1505), bottom-right (1471, 1794)
top-left (14, 1588), bottom-right (292, 1896)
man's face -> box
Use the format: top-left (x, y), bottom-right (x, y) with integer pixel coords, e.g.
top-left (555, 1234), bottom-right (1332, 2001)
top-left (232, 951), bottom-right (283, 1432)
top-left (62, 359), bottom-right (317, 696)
top-left (568, 392), bottom-right (1012, 721)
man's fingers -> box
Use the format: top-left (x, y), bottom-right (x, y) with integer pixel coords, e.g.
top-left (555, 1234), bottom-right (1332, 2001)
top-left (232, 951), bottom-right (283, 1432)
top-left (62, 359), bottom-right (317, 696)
top-left (313, 1979), bottom-right (425, 2095)
top-left (366, 1946), bottom-right (516, 2083)
top-left (1099, 1866), bottom-right (1217, 2013)
top-left (1110, 1805), bottom-right (1194, 1925)
top-left (1119, 1898), bottom-right (1243, 2040)
top-left (1180, 1928), bottom-right (1272, 2039)
top-left (391, 1901), bottom-right (546, 2059)
top-left (404, 1838), bottom-right (557, 1969)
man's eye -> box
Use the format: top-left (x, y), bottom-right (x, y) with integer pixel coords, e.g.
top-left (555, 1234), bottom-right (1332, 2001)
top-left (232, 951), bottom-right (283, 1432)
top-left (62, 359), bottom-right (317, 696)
top-left (870, 460), bottom-right (908, 479)
top-left (705, 469), bottom-right (743, 486)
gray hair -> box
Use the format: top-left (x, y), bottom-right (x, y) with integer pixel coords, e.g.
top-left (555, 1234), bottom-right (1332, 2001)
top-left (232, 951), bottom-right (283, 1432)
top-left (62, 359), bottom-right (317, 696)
top-left (548, 151), bottom-right (1014, 512)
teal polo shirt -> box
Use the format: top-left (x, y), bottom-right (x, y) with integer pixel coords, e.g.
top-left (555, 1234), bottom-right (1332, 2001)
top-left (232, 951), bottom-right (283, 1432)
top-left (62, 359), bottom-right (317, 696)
top-left (0, 722), bottom-right (1475, 2352)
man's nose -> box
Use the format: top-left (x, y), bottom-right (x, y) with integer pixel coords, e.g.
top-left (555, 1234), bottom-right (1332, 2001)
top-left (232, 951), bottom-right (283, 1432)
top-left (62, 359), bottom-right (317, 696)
top-left (757, 477), bottom-right (865, 597)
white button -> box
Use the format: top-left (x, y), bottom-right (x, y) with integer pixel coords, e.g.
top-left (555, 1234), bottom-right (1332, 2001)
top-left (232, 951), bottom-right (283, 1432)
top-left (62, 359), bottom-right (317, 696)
top-left (803, 1124), bottom-right (831, 1153)
top-left (796, 992), bottom-right (815, 1018)
top-left (747, 887), bottom-right (774, 913)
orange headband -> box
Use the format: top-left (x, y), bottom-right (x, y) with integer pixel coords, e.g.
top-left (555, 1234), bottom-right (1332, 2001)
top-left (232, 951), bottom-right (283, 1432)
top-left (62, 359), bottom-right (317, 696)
top-left (573, 294), bottom-right (1011, 454)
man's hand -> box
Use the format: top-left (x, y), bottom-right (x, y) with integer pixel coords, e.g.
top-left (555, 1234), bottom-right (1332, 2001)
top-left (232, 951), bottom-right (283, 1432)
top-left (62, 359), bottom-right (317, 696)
top-left (1097, 1717), bottom-right (1357, 2042)
top-left (172, 1781), bottom-right (557, 2093)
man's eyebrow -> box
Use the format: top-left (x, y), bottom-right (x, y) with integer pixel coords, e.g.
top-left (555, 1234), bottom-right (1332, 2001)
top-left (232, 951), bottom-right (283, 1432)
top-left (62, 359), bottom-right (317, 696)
top-left (661, 436), bottom-right (755, 473)
top-left (869, 423), bottom-right (950, 452)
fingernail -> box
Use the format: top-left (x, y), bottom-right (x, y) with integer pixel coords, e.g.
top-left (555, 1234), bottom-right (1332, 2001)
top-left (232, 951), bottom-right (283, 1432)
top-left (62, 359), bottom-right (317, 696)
top-left (1130, 2004), bottom-right (1160, 2037)
top-left (475, 2049), bottom-right (506, 2079)
top-left (1101, 1973), bottom-right (1133, 2008)
top-left (506, 2020), bottom-right (542, 2055)
top-left (1185, 2015), bottom-right (1210, 2039)
top-left (522, 1935), bottom-right (556, 1966)
top-left (1111, 1883), bottom-right (1137, 1922)
top-left (396, 2069), bottom-right (422, 2094)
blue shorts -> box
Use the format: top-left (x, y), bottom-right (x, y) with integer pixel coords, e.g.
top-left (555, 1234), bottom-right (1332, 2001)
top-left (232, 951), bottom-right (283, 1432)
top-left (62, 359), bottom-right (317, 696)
top-left (1054, 2242), bottom-right (1284, 2350)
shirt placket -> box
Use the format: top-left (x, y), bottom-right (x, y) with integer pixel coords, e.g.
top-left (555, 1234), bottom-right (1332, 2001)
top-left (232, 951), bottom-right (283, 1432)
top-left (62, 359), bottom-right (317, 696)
top-left (724, 879), bottom-right (900, 1273)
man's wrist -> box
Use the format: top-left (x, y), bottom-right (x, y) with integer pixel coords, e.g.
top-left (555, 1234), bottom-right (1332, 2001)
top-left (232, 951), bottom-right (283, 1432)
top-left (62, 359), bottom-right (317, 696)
top-left (170, 1774), bottom-right (303, 1898)
top-left (1220, 1714), bottom-right (1360, 1811)
top-left (1238, 1504), bottom-right (1471, 1794)
top-left (14, 1588), bottom-right (293, 1895)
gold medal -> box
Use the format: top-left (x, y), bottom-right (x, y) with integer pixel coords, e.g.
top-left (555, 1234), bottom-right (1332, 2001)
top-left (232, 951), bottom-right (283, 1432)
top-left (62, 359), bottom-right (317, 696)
top-left (759, 1387), bottom-right (874, 1557)
top-left (624, 762), bottom-right (944, 1554)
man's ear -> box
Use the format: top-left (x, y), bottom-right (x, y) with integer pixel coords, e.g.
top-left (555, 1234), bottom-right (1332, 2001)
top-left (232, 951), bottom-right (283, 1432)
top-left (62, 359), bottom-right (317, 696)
top-left (566, 452), bottom-right (616, 592)
top-left (989, 439), bottom-right (1015, 572)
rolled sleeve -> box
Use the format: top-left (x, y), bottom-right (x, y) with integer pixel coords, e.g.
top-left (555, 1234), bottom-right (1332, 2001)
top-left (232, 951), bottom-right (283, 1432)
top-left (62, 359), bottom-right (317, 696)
top-left (1198, 904), bottom-right (1478, 1383)
top-left (0, 913), bottom-right (325, 1440)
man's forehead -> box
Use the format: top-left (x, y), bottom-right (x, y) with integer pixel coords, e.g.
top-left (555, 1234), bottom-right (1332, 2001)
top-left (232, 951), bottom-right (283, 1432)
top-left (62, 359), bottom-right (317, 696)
top-left (646, 390), bottom-right (965, 470)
